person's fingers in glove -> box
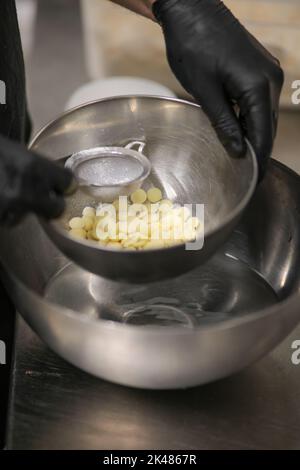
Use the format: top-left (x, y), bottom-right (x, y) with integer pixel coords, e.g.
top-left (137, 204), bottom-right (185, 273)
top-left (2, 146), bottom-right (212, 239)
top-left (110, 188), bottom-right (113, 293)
top-left (29, 191), bottom-right (66, 219)
top-left (32, 154), bottom-right (73, 195)
top-left (238, 83), bottom-right (274, 175)
top-left (195, 84), bottom-right (247, 158)
top-left (153, 0), bottom-right (284, 177)
top-left (0, 134), bottom-right (72, 225)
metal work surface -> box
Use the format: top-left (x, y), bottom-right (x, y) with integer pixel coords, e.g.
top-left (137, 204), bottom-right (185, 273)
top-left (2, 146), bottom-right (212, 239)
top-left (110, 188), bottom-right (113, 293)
top-left (7, 316), bottom-right (300, 450)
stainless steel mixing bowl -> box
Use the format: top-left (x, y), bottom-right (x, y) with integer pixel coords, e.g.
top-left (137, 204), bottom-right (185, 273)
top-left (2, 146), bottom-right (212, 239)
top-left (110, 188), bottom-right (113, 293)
top-left (0, 160), bottom-right (299, 389)
top-left (30, 96), bottom-right (258, 283)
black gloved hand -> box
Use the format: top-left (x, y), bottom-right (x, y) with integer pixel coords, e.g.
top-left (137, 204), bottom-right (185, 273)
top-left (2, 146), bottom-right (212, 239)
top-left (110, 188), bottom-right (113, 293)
top-left (153, 0), bottom-right (284, 175)
top-left (0, 135), bottom-right (72, 225)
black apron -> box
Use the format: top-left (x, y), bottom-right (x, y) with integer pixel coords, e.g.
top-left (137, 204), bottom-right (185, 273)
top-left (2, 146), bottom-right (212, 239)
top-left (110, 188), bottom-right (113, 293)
top-left (0, 0), bottom-right (29, 141)
top-left (0, 0), bottom-right (30, 448)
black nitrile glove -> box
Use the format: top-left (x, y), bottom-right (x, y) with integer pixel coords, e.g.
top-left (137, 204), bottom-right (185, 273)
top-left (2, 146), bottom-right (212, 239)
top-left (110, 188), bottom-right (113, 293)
top-left (153, 0), bottom-right (284, 175)
top-left (0, 135), bottom-right (72, 225)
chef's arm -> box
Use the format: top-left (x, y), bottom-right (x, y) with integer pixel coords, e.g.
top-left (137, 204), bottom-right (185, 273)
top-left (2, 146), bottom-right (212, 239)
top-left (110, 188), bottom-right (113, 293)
top-left (109, 0), bottom-right (283, 177)
top-left (0, 135), bottom-right (72, 225)
top-left (110, 1), bottom-right (155, 20)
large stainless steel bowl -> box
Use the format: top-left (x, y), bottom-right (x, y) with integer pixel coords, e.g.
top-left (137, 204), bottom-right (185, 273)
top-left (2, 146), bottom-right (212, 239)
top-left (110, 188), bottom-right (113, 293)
top-left (0, 160), bottom-right (299, 389)
top-left (30, 96), bottom-right (257, 283)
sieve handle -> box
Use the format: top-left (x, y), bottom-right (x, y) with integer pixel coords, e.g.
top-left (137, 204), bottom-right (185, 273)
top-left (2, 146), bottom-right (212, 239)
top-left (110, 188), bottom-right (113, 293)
top-left (64, 176), bottom-right (79, 196)
top-left (125, 141), bottom-right (146, 154)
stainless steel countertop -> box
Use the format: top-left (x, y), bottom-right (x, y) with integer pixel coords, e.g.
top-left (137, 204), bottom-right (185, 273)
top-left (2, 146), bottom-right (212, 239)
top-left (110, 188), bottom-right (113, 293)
top-left (7, 315), bottom-right (300, 450)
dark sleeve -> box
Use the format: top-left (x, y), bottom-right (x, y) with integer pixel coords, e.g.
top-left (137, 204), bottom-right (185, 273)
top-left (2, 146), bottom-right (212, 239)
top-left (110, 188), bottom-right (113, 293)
top-left (0, 0), bottom-right (28, 143)
top-left (24, 105), bottom-right (32, 144)
top-left (0, 7), bottom-right (30, 446)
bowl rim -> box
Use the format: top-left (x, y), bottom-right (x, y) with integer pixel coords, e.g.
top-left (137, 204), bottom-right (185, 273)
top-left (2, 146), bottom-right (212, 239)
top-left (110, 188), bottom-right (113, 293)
top-left (30, 95), bottom-right (258, 255)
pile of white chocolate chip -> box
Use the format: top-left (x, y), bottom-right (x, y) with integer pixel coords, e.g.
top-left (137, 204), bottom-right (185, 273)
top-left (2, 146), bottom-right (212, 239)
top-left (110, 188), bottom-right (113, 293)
top-left (68, 187), bottom-right (201, 250)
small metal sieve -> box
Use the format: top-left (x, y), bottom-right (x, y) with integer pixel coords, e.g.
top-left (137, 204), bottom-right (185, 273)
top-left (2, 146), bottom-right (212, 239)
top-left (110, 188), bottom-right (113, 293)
top-left (65, 141), bottom-right (151, 201)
